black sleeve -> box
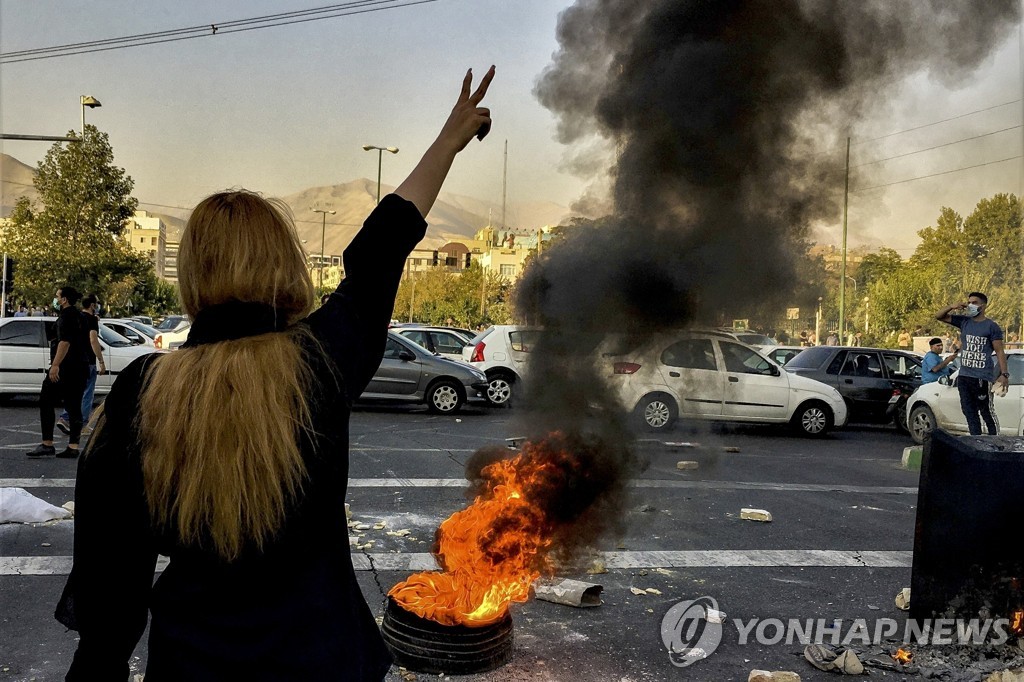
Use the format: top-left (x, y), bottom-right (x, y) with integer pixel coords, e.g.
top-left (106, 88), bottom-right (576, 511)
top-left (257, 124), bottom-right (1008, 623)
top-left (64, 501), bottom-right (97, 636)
top-left (304, 194), bottom-right (427, 399)
top-left (56, 357), bottom-right (159, 681)
top-left (57, 308), bottom-right (82, 344)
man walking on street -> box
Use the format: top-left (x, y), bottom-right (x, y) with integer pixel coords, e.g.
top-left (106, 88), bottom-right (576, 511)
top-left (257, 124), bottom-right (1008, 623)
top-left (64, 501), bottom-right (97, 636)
top-left (936, 292), bottom-right (1010, 436)
top-left (56, 294), bottom-right (105, 436)
top-left (26, 286), bottom-right (90, 458)
top-left (922, 337), bottom-right (957, 384)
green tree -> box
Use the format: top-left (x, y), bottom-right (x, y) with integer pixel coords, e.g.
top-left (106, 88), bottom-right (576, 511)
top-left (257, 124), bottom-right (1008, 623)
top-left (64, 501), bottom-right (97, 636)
top-left (393, 262), bottom-right (513, 328)
top-left (0, 125), bottom-right (151, 304)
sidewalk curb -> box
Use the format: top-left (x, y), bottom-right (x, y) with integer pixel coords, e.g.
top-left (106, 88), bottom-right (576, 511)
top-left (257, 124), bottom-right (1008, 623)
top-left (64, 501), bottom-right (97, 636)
top-left (901, 445), bottom-right (922, 471)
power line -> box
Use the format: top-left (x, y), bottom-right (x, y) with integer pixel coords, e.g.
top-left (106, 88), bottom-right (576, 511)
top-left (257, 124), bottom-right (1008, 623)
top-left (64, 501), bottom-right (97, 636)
top-left (851, 99), bottom-right (1021, 145)
top-left (0, 0), bottom-right (436, 64)
top-left (851, 155), bottom-right (1022, 193)
top-left (851, 125), bottom-right (1023, 169)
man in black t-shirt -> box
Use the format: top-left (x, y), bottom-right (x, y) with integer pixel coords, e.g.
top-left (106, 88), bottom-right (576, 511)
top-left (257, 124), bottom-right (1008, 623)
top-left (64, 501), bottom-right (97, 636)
top-left (26, 285), bottom-right (90, 459)
top-left (57, 295), bottom-right (106, 435)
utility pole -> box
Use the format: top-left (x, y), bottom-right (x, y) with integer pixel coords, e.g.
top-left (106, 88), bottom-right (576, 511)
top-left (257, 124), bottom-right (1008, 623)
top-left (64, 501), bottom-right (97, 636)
top-left (839, 137), bottom-right (851, 344)
top-left (501, 140), bottom-right (508, 230)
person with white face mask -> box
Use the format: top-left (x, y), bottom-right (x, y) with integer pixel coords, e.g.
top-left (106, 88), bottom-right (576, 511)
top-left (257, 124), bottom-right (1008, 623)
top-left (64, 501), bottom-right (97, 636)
top-left (936, 292), bottom-right (1010, 435)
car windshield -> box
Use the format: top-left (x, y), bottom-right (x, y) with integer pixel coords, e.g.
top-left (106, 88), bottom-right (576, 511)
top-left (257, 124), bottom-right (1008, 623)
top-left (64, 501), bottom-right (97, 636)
top-left (736, 333), bottom-right (775, 346)
top-left (784, 346), bottom-right (832, 369)
top-left (98, 324), bottom-right (134, 347)
top-left (1009, 355), bottom-right (1024, 385)
top-left (156, 316), bottom-right (183, 330)
top-left (126, 321), bottom-right (160, 338)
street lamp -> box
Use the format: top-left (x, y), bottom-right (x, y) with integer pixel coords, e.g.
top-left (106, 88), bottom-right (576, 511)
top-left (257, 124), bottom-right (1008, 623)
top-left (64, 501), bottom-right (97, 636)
top-left (310, 208), bottom-right (336, 289)
top-left (362, 144), bottom-right (399, 204)
top-left (864, 296), bottom-right (870, 334)
top-left (80, 95), bottom-right (101, 138)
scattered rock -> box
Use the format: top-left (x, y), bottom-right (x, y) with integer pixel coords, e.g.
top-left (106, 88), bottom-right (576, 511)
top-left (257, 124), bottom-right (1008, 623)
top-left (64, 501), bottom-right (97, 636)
top-left (749, 671), bottom-right (801, 682)
top-left (645, 588), bottom-right (662, 595)
top-left (344, 502), bottom-right (350, 521)
top-left (804, 644), bottom-right (837, 671)
top-left (62, 501), bottom-right (75, 514)
top-left (665, 441), bottom-right (699, 448)
top-left (40, 542), bottom-right (51, 547)
top-left (386, 529), bottom-right (412, 537)
top-left (740, 508), bottom-right (773, 522)
top-left (636, 504), bottom-right (658, 513)
top-left (629, 587), bottom-right (647, 595)
top-left (985, 670), bottom-right (1024, 682)
top-left (676, 460), bottom-right (699, 470)
top-left (372, 521), bottom-right (386, 530)
top-left (723, 446), bottom-right (741, 453)
top-left (895, 587), bottom-right (911, 611)
top-left (835, 649), bottom-right (864, 675)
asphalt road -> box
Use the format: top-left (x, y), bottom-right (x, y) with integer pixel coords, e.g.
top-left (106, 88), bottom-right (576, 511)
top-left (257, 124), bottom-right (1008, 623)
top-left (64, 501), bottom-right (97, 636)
top-left (1, 397), bottom-right (925, 682)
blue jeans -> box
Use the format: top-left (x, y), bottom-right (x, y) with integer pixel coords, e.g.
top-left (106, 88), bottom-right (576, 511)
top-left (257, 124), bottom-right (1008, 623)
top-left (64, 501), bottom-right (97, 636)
top-left (957, 375), bottom-right (997, 436)
top-left (60, 364), bottom-right (97, 424)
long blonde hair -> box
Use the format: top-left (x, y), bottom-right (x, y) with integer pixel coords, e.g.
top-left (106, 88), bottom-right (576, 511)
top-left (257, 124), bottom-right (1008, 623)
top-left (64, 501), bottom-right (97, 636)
top-left (140, 190), bottom-right (316, 560)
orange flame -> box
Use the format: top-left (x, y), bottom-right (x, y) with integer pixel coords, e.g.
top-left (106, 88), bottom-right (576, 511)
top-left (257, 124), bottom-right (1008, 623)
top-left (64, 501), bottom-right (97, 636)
top-left (388, 446), bottom-right (559, 627)
top-left (1012, 610), bottom-right (1023, 634)
top-left (892, 648), bottom-right (913, 665)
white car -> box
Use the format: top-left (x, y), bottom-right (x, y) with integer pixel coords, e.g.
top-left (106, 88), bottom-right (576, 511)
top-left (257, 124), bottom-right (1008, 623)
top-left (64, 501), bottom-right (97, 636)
top-left (759, 344), bottom-right (806, 367)
top-left (603, 332), bottom-right (848, 437)
top-left (0, 316), bottom-right (164, 395)
top-left (462, 325), bottom-right (541, 406)
top-left (101, 319), bottom-right (158, 347)
top-left (394, 327), bottom-right (472, 362)
top-left (905, 350), bottom-right (1023, 444)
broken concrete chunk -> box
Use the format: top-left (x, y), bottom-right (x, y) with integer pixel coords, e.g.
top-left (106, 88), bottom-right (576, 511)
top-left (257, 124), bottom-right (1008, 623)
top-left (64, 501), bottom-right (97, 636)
top-left (534, 578), bottom-right (603, 607)
top-left (354, 523), bottom-right (371, 530)
top-left (386, 529), bottom-right (412, 537)
top-left (707, 608), bottom-right (727, 624)
top-left (835, 649), bottom-right (864, 675)
top-left (676, 460), bottom-right (699, 470)
top-left (804, 644), bottom-right (837, 671)
top-left (645, 588), bottom-right (662, 595)
top-left (629, 587), bottom-right (647, 595)
top-left (664, 441), bottom-right (699, 448)
top-left (344, 502), bottom-right (351, 521)
top-left (985, 670), bottom-right (1024, 682)
top-left (62, 501), bottom-right (75, 514)
top-left (372, 522), bottom-right (386, 530)
top-left (895, 587), bottom-right (911, 611)
top-left (723, 446), bottom-right (741, 453)
top-left (749, 671), bottom-right (801, 682)
top-left (740, 508), bottom-right (773, 522)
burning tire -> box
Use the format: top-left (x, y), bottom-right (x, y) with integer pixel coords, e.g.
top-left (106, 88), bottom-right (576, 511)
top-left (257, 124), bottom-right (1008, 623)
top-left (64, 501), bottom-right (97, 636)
top-left (908, 404), bottom-right (934, 445)
top-left (380, 596), bottom-right (514, 675)
top-left (486, 372), bottom-right (514, 407)
top-left (426, 379), bottom-right (463, 414)
top-left (637, 392), bottom-right (677, 431)
top-left (791, 400), bottom-right (832, 437)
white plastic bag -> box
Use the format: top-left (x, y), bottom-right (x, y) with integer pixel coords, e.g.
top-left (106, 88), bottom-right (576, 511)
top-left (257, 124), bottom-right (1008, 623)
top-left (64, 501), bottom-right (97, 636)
top-left (0, 487), bottom-right (73, 524)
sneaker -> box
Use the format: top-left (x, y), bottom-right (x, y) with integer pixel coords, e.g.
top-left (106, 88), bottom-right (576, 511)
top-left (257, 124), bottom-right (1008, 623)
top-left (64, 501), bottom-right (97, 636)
top-left (26, 444), bottom-right (56, 458)
top-left (56, 418), bottom-right (70, 435)
top-left (56, 447), bottom-right (80, 459)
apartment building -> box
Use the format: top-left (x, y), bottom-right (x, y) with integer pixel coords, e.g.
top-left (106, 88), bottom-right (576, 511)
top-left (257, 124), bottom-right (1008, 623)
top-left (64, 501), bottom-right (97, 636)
top-left (125, 211), bottom-right (166, 279)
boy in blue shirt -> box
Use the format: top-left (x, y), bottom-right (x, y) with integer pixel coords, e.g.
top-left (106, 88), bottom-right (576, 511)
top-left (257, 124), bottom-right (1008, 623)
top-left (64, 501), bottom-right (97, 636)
top-left (935, 292), bottom-right (1010, 435)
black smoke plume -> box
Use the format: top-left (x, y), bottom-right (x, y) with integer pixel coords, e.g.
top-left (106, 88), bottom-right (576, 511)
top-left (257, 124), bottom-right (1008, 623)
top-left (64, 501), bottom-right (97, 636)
top-left (466, 0), bottom-right (1019, 571)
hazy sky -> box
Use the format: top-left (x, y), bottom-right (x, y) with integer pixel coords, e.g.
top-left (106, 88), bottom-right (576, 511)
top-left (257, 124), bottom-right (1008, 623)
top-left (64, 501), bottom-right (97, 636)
top-left (1, 0), bottom-right (1022, 256)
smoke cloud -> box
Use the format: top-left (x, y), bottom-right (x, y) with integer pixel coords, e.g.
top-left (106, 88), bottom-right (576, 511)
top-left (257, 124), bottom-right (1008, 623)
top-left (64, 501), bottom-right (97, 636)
top-left (476, 0), bottom-right (1020, 572)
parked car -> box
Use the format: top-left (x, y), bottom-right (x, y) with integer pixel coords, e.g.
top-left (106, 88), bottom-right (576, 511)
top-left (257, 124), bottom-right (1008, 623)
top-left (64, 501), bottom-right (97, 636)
top-left (714, 328), bottom-right (778, 347)
top-left (905, 350), bottom-right (1024, 444)
top-left (156, 315), bottom-right (190, 332)
top-left (101, 319), bottom-right (158, 347)
top-left (130, 315), bottom-right (155, 326)
top-left (462, 325), bottom-right (541, 406)
top-left (394, 327), bottom-right (472, 362)
top-left (603, 332), bottom-right (846, 436)
top-left (0, 317), bottom-right (163, 396)
top-left (155, 323), bottom-right (191, 350)
top-left (784, 346), bottom-right (922, 428)
top-left (358, 332), bottom-right (489, 413)
top-left (760, 345), bottom-right (806, 367)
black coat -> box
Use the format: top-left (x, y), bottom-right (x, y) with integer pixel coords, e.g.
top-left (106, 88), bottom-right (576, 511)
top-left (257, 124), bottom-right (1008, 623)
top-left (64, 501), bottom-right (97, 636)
top-left (57, 194), bottom-right (426, 681)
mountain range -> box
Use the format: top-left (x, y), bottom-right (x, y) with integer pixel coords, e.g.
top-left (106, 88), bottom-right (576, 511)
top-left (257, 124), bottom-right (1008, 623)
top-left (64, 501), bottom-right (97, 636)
top-left (1, 153), bottom-right (572, 257)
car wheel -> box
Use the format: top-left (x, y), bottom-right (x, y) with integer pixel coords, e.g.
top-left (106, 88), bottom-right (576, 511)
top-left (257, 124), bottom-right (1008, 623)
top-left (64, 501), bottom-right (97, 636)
top-left (486, 373), bottom-right (514, 407)
top-left (908, 404), bottom-right (935, 445)
top-left (791, 400), bottom-right (832, 437)
top-left (636, 393), bottom-right (677, 431)
top-left (426, 380), bottom-right (463, 414)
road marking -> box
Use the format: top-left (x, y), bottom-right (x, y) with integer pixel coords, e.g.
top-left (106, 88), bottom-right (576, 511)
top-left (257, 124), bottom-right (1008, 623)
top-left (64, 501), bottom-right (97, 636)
top-left (0, 549), bottom-right (911, 575)
top-left (0, 477), bottom-right (917, 494)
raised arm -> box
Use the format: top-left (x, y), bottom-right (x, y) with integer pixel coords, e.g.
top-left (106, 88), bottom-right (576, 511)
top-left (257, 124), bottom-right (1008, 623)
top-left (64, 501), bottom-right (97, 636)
top-left (936, 301), bottom-right (967, 324)
top-left (395, 66), bottom-right (494, 218)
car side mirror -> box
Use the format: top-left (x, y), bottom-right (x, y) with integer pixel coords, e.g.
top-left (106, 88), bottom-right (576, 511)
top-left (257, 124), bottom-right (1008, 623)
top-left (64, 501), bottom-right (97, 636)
top-left (769, 364), bottom-right (780, 377)
top-left (398, 350), bottom-right (416, 362)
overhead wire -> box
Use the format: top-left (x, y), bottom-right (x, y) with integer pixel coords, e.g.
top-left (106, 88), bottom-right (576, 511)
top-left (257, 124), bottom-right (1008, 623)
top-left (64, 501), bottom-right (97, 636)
top-left (851, 155), bottom-right (1022, 193)
top-left (851, 125), bottom-right (1022, 169)
top-left (0, 0), bottom-right (437, 64)
top-left (851, 99), bottom-right (1022, 145)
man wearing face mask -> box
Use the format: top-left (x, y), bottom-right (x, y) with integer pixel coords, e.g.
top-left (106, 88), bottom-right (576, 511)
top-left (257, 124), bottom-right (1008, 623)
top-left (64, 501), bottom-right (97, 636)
top-left (25, 286), bottom-right (90, 458)
top-left (935, 292), bottom-right (1010, 436)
